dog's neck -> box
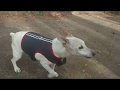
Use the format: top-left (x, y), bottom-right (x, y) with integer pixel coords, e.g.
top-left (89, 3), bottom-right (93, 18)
top-left (52, 38), bottom-right (71, 58)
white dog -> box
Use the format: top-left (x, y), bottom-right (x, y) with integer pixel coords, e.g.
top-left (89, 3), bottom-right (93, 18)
top-left (10, 31), bottom-right (95, 78)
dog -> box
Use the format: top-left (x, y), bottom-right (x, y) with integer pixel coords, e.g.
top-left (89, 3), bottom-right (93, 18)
top-left (10, 31), bottom-right (96, 78)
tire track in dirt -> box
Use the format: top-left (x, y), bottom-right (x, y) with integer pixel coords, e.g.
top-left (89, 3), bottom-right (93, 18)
top-left (74, 13), bottom-right (120, 31)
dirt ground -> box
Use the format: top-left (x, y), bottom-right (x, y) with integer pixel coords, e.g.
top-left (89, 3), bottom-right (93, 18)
top-left (0, 11), bottom-right (120, 79)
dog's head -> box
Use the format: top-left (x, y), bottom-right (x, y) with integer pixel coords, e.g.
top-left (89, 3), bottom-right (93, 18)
top-left (57, 31), bottom-right (96, 58)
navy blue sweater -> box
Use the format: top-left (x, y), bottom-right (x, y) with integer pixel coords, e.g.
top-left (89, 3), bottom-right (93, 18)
top-left (21, 32), bottom-right (66, 66)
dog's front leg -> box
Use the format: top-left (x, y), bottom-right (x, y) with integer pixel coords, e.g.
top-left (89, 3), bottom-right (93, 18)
top-left (40, 62), bottom-right (58, 78)
top-left (35, 53), bottom-right (58, 78)
top-left (50, 64), bottom-right (56, 71)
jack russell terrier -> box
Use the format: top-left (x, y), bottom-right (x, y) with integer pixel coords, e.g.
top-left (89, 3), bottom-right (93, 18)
top-left (10, 31), bottom-right (96, 78)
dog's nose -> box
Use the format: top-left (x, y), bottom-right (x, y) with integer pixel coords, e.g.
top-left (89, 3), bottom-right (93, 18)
top-left (92, 51), bottom-right (96, 56)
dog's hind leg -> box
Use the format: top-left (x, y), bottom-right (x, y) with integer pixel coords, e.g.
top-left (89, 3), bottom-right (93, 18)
top-left (11, 44), bottom-right (22, 73)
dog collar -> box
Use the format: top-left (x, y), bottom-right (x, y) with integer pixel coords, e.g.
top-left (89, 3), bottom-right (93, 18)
top-left (57, 57), bottom-right (67, 66)
top-left (62, 58), bottom-right (67, 64)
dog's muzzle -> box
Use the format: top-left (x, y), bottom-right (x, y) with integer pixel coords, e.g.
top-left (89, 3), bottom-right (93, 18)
top-left (92, 51), bottom-right (96, 56)
top-left (86, 51), bottom-right (96, 58)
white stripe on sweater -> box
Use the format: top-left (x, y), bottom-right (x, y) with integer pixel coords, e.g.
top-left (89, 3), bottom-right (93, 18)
top-left (26, 33), bottom-right (52, 43)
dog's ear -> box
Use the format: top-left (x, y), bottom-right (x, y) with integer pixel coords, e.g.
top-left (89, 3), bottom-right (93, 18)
top-left (63, 30), bottom-right (73, 37)
top-left (57, 35), bottom-right (69, 45)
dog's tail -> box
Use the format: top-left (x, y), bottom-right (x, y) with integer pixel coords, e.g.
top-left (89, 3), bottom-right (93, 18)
top-left (10, 32), bottom-right (15, 37)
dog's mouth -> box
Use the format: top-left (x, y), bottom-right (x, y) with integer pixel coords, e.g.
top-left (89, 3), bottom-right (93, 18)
top-left (86, 56), bottom-right (93, 58)
top-left (85, 51), bottom-right (96, 58)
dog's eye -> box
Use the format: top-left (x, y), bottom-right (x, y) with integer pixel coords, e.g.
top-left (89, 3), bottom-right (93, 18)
top-left (79, 46), bottom-right (83, 49)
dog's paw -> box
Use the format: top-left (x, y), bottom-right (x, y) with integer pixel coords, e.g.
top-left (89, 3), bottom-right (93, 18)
top-left (48, 72), bottom-right (58, 78)
top-left (14, 67), bottom-right (21, 73)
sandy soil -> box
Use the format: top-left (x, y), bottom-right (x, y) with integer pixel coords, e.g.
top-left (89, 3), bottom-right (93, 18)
top-left (0, 11), bottom-right (120, 79)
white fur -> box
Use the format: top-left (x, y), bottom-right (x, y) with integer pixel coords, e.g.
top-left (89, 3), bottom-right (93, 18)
top-left (10, 31), bottom-right (95, 78)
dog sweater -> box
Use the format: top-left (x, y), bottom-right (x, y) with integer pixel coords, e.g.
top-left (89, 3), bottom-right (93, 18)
top-left (21, 32), bottom-right (66, 66)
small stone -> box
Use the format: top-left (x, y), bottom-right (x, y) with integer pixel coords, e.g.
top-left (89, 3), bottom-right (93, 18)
top-left (97, 51), bottom-right (101, 53)
top-left (85, 64), bottom-right (87, 66)
top-left (112, 32), bottom-right (115, 34)
top-left (82, 70), bottom-right (85, 72)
